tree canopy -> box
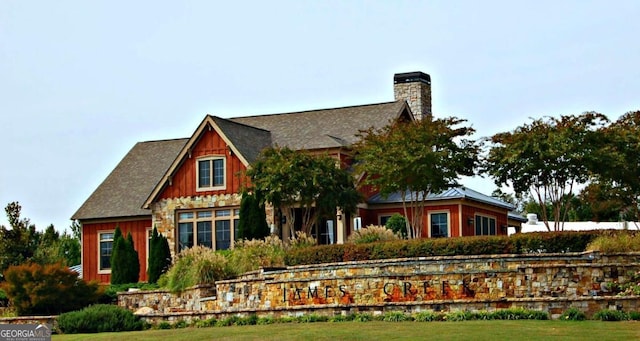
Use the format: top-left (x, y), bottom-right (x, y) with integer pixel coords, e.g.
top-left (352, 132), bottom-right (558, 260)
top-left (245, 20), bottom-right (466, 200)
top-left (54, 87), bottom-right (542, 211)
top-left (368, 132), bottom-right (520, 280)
top-left (484, 112), bottom-right (609, 230)
top-left (354, 117), bottom-right (479, 238)
top-left (247, 147), bottom-right (361, 236)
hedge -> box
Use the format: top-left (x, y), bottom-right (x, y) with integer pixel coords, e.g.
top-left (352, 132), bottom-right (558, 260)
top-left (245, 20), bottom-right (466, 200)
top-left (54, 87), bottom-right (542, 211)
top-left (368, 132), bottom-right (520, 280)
top-left (284, 230), bottom-right (615, 266)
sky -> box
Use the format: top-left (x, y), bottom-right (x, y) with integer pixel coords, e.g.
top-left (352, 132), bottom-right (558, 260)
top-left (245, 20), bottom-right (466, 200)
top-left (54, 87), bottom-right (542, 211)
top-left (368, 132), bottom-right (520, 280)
top-left (1, 1), bottom-right (639, 232)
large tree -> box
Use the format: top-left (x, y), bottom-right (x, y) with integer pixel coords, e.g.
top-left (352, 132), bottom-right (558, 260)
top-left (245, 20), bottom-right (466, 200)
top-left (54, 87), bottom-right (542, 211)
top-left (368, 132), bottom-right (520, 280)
top-left (0, 202), bottom-right (41, 279)
top-left (247, 147), bottom-right (361, 236)
top-left (354, 117), bottom-right (479, 238)
top-left (590, 110), bottom-right (640, 227)
top-left (484, 112), bottom-right (608, 231)
top-left (147, 227), bottom-right (171, 284)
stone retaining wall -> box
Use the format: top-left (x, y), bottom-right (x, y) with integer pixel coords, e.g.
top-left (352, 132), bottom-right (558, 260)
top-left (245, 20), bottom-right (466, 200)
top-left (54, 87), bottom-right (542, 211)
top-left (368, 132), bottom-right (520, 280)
top-left (119, 251), bottom-right (640, 322)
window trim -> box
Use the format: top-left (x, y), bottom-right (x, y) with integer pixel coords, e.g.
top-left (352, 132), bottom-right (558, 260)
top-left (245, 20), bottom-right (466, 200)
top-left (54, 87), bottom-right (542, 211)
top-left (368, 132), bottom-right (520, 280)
top-left (474, 214), bottom-right (497, 236)
top-left (97, 230), bottom-right (114, 274)
top-left (196, 156), bottom-right (226, 192)
top-left (428, 211), bottom-right (450, 238)
top-left (176, 208), bottom-right (239, 252)
top-left (378, 214), bottom-right (393, 226)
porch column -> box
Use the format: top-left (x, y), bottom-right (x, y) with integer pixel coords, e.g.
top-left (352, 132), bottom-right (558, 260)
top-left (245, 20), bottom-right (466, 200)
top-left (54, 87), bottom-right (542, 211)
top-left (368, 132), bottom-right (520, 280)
top-left (336, 209), bottom-right (346, 244)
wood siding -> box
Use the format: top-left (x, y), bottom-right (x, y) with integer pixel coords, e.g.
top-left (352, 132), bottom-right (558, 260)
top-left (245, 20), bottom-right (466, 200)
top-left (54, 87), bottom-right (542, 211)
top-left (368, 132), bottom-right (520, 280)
top-left (82, 218), bottom-right (151, 284)
top-left (461, 204), bottom-right (510, 236)
top-left (159, 128), bottom-right (247, 199)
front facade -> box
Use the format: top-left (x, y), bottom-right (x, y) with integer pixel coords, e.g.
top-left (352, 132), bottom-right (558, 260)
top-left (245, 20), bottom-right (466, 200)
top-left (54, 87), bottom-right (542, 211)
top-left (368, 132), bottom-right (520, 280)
top-left (72, 72), bottom-right (519, 283)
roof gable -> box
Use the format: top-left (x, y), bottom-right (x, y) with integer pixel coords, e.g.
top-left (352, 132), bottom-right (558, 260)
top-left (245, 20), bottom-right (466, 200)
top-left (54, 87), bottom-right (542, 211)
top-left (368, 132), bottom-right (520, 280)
top-left (71, 138), bottom-right (188, 220)
top-left (142, 116), bottom-right (272, 208)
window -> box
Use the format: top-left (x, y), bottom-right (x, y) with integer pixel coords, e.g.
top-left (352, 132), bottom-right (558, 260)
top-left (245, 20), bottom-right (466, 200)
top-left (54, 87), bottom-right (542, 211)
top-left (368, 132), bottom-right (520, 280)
top-left (475, 215), bottom-right (497, 236)
top-left (177, 208), bottom-right (239, 251)
top-left (99, 231), bottom-right (114, 272)
top-left (197, 157), bottom-right (225, 191)
top-left (430, 212), bottom-right (449, 238)
top-left (379, 215), bottom-right (392, 226)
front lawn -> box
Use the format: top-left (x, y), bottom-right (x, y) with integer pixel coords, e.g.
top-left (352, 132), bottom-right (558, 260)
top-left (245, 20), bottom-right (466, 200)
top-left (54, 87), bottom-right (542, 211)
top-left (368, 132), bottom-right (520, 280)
top-left (53, 320), bottom-right (640, 341)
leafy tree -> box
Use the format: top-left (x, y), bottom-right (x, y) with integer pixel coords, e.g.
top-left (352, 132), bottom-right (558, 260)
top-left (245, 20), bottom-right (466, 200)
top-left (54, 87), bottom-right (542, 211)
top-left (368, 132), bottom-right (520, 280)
top-left (484, 113), bottom-right (608, 231)
top-left (247, 147), bottom-right (361, 236)
top-left (237, 192), bottom-right (270, 240)
top-left (355, 117), bottom-right (479, 238)
top-left (0, 202), bottom-right (41, 279)
top-left (592, 111), bottom-right (640, 227)
top-left (385, 213), bottom-right (407, 238)
top-left (147, 227), bottom-right (171, 284)
top-left (110, 228), bottom-right (139, 284)
top-left (69, 219), bottom-right (82, 240)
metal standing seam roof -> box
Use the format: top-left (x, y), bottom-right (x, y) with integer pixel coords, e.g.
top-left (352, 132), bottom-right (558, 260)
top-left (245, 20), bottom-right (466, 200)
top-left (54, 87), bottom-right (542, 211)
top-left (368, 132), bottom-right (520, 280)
top-left (71, 138), bottom-right (188, 220)
top-left (367, 186), bottom-right (515, 210)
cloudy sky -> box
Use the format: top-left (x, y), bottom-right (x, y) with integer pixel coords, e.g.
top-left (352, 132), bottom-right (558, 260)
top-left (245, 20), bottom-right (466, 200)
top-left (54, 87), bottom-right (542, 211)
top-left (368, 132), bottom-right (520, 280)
top-left (1, 1), bottom-right (639, 232)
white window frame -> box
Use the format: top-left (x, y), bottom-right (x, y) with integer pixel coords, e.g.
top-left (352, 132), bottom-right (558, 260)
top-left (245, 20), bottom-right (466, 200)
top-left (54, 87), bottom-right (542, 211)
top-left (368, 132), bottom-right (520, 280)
top-left (97, 230), bottom-right (114, 274)
top-left (428, 211), bottom-right (450, 238)
top-left (176, 208), bottom-right (240, 252)
top-left (475, 214), bottom-right (497, 236)
top-left (196, 156), bottom-right (226, 192)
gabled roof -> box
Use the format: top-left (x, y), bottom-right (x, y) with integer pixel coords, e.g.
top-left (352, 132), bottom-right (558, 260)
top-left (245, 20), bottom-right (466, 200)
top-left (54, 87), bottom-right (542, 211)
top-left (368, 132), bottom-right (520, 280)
top-left (71, 138), bottom-right (188, 220)
top-left (75, 100), bottom-right (412, 219)
top-left (367, 186), bottom-right (515, 210)
top-left (230, 100), bottom-right (410, 150)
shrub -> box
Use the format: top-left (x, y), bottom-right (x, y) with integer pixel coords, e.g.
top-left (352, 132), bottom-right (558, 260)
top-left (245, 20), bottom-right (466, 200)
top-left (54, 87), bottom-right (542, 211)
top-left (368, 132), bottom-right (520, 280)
top-left (329, 314), bottom-right (348, 322)
top-left (58, 304), bottom-right (145, 334)
top-left (491, 308), bottom-right (548, 320)
top-left (110, 227), bottom-right (140, 285)
top-left (257, 316), bottom-right (275, 325)
top-left (157, 322), bottom-right (171, 329)
top-left (385, 214), bottom-right (408, 238)
top-left (382, 311), bottom-right (412, 322)
top-left (159, 246), bottom-right (233, 292)
top-left (352, 313), bottom-right (373, 322)
top-left (414, 311), bottom-right (443, 322)
top-left (194, 317), bottom-right (217, 328)
top-left (297, 314), bottom-right (329, 323)
top-left (230, 235), bottom-right (286, 274)
top-left (173, 320), bottom-right (188, 329)
top-left (237, 192), bottom-right (270, 240)
top-left (1, 262), bottom-right (101, 315)
top-left (593, 309), bottom-right (629, 321)
top-left (147, 227), bottom-right (172, 284)
top-left (560, 307), bottom-right (587, 321)
top-left (347, 225), bottom-right (400, 244)
top-left (445, 310), bottom-right (472, 321)
top-left (628, 311), bottom-right (640, 320)
top-left (586, 232), bottom-right (640, 253)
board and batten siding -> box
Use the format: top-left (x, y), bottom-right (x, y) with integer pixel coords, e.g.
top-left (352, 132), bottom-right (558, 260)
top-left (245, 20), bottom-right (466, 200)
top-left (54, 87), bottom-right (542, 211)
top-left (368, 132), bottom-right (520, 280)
top-left (159, 128), bottom-right (247, 199)
top-left (82, 218), bottom-right (151, 283)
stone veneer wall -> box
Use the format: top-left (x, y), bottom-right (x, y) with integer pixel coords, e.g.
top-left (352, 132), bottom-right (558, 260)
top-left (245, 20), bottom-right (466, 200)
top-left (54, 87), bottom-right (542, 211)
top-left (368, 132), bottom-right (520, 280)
top-left (120, 252), bottom-right (640, 322)
top-left (150, 194), bottom-right (242, 255)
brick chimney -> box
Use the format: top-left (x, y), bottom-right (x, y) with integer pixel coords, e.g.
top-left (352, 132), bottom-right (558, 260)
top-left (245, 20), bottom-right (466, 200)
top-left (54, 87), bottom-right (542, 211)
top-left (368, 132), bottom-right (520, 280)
top-left (393, 71), bottom-right (432, 120)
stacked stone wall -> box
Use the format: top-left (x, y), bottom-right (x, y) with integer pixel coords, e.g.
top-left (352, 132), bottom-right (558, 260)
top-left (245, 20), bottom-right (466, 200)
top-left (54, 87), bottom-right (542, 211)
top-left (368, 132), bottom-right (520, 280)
top-left (120, 252), bottom-right (640, 321)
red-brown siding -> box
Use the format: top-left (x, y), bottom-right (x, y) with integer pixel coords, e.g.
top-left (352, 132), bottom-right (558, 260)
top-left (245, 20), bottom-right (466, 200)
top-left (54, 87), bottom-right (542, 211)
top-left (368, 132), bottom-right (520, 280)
top-left (82, 218), bottom-right (151, 284)
top-left (460, 204), bottom-right (509, 236)
top-left (160, 128), bottom-right (248, 199)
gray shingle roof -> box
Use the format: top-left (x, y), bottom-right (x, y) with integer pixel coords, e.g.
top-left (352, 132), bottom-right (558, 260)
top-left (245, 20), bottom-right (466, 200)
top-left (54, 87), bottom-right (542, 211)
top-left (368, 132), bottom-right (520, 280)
top-left (230, 101), bottom-right (408, 150)
top-left (71, 138), bottom-right (188, 220)
top-left (210, 116), bottom-right (272, 164)
top-left (367, 186), bottom-right (515, 210)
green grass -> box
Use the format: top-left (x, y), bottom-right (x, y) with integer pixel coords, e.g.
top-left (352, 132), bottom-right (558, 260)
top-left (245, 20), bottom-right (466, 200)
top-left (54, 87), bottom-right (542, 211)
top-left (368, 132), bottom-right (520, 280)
top-left (53, 320), bottom-right (640, 341)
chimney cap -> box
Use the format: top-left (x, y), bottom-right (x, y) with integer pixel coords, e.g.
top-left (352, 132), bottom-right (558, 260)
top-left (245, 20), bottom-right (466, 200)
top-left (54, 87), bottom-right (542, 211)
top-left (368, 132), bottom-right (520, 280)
top-left (394, 71), bottom-right (431, 85)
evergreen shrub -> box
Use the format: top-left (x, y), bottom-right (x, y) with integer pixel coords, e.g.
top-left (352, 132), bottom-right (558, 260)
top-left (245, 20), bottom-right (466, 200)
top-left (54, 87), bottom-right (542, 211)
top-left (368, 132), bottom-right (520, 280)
top-left (57, 304), bottom-right (145, 334)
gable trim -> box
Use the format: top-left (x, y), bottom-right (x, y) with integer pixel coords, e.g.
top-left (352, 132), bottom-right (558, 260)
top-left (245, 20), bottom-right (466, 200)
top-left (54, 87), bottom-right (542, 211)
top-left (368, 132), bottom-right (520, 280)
top-left (142, 116), bottom-right (252, 209)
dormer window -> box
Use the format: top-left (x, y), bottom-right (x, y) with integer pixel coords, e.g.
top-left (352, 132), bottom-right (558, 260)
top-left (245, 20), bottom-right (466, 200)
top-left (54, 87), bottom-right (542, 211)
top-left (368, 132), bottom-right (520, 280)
top-left (197, 156), bottom-right (225, 191)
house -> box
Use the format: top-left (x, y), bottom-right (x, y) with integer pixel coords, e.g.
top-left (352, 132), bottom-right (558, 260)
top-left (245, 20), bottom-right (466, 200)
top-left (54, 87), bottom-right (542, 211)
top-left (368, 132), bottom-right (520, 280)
top-left (72, 71), bottom-right (519, 283)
